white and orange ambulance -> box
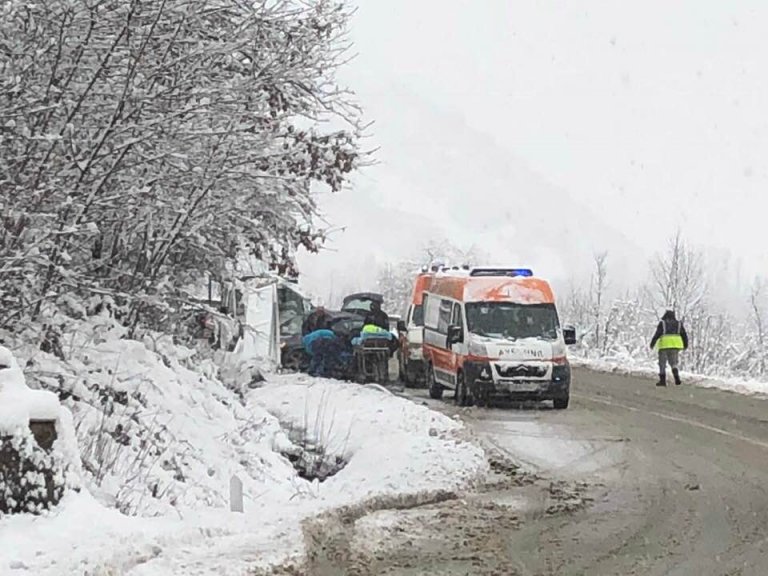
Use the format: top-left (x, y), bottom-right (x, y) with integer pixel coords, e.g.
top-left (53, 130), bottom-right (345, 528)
top-left (422, 267), bottom-right (576, 409)
top-left (398, 271), bottom-right (434, 385)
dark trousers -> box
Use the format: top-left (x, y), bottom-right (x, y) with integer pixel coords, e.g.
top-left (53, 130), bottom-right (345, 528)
top-left (309, 339), bottom-right (341, 377)
top-left (658, 349), bottom-right (680, 374)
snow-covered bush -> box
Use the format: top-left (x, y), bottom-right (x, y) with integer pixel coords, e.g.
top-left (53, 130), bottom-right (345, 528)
top-left (0, 346), bottom-right (81, 516)
top-left (0, 431), bottom-right (65, 515)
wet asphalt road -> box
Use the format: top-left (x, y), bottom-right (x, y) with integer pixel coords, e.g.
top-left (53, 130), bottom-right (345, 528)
top-left (283, 368), bottom-right (768, 576)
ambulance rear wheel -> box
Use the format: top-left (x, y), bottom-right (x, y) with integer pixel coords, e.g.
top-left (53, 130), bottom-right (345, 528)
top-left (428, 365), bottom-right (443, 400)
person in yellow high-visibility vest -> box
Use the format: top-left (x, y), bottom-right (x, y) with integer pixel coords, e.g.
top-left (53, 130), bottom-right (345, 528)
top-left (649, 310), bottom-right (689, 387)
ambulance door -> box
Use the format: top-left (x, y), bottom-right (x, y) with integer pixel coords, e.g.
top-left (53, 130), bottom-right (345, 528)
top-left (449, 302), bottom-right (468, 373)
top-left (430, 298), bottom-right (457, 388)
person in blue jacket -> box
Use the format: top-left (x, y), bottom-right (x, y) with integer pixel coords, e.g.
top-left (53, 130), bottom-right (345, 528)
top-left (302, 328), bottom-right (338, 377)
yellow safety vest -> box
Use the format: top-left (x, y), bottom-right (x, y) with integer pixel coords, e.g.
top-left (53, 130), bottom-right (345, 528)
top-left (657, 321), bottom-right (684, 350)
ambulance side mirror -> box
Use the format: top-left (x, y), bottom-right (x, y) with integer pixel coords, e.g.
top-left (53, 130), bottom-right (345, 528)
top-left (563, 325), bottom-right (577, 346)
top-left (397, 320), bottom-right (407, 333)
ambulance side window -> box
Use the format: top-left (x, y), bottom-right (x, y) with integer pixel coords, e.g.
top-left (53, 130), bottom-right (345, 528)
top-left (451, 303), bottom-right (463, 331)
top-left (411, 304), bottom-right (424, 327)
top-left (437, 299), bottom-right (452, 334)
top-left (423, 294), bottom-right (440, 330)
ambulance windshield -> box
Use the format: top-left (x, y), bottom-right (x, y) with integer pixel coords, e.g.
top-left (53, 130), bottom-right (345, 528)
top-left (465, 302), bottom-right (560, 341)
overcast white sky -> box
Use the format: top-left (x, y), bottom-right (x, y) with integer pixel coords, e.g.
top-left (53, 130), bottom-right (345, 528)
top-left (299, 0), bottom-right (767, 304)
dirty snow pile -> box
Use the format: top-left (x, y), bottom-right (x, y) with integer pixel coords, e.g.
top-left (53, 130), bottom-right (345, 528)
top-left (0, 317), bottom-right (486, 575)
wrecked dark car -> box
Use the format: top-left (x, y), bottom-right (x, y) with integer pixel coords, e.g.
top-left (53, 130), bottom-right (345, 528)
top-left (280, 310), bottom-right (365, 372)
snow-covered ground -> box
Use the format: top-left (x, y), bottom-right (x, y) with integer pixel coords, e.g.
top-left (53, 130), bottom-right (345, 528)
top-left (0, 331), bottom-right (486, 575)
top-left (572, 354), bottom-right (768, 398)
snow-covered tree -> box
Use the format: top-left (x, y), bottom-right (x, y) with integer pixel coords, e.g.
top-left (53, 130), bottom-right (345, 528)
top-left (375, 239), bottom-right (489, 319)
top-left (377, 262), bottom-right (420, 318)
top-left (746, 278), bottom-right (767, 377)
top-left (683, 303), bottom-right (731, 374)
top-left (646, 232), bottom-right (713, 369)
top-left (590, 252), bottom-right (609, 351)
top-left (561, 237), bottom-right (766, 381)
top-left (421, 239), bottom-right (485, 268)
top-left (600, 291), bottom-right (655, 358)
top-left (561, 281), bottom-right (589, 337)
top-left (648, 232), bottom-right (707, 320)
top-left (562, 251), bottom-right (617, 353)
top-left (0, 0), bottom-right (364, 330)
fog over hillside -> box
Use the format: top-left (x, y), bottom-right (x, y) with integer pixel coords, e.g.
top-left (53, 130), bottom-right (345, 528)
top-left (299, 0), bottom-right (768, 306)
top-left (298, 87), bottom-right (644, 304)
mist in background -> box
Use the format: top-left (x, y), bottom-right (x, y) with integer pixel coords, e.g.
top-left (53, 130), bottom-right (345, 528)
top-left (297, 0), bottom-right (767, 308)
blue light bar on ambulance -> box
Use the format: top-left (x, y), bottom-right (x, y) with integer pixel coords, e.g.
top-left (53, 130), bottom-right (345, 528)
top-left (469, 267), bottom-right (534, 278)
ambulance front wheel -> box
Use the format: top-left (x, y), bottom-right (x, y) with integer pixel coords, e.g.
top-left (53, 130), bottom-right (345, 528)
top-left (553, 396), bottom-right (570, 410)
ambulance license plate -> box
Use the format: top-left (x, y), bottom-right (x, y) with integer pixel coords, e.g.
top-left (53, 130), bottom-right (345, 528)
top-left (505, 381), bottom-right (540, 392)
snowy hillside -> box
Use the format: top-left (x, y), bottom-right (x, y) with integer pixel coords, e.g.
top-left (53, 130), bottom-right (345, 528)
top-left (0, 318), bottom-right (486, 575)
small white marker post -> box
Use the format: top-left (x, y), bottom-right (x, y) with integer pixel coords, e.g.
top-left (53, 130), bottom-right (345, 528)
top-left (230, 474), bottom-right (243, 513)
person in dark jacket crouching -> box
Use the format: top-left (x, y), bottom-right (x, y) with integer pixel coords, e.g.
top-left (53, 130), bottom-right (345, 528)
top-left (649, 310), bottom-right (689, 387)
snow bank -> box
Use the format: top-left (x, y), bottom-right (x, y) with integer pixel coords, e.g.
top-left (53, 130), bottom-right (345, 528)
top-left (11, 317), bottom-right (297, 517)
top-left (251, 375), bottom-right (487, 504)
top-left (0, 325), bottom-right (486, 575)
top-left (572, 354), bottom-right (768, 398)
top-left (0, 346), bottom-right (60, 433)
top-left (0, 489), bottom-right (306, 576)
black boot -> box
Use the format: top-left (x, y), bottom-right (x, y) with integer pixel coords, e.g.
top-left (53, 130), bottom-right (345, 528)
top-left (656, 373), bottom-right (667, 387)
top-left (672, 368), bottom-right (681, 386)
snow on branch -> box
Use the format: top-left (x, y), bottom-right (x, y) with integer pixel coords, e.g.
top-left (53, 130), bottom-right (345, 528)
top-left (0, 0), bottom-right (365, 330)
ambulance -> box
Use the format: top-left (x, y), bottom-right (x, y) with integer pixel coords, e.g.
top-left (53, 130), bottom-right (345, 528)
top-left (398, 271), bottom-right (434, 385)
top-left (422, 267), bottom-right (576, 409)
